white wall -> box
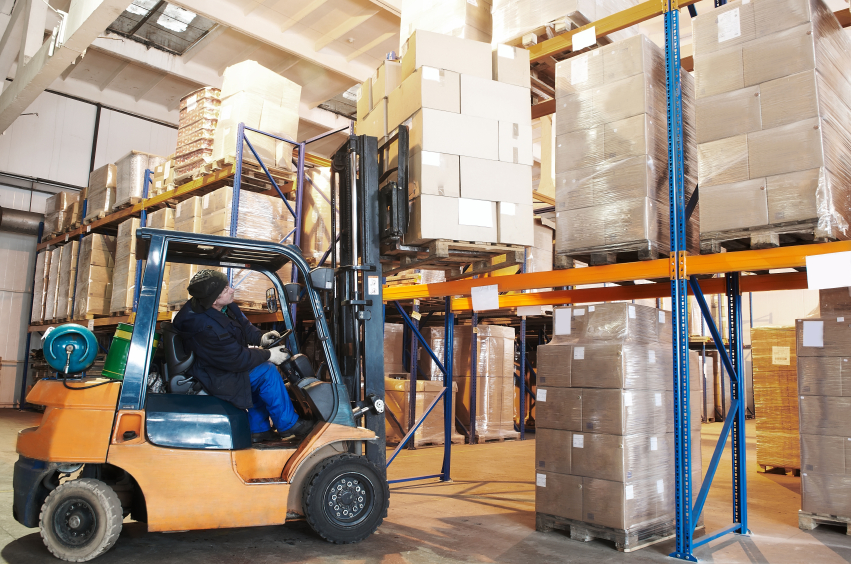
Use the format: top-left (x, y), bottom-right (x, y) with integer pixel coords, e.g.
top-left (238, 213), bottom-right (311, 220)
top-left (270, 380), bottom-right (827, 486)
top-left (92, 108), bottom-right (177, 170)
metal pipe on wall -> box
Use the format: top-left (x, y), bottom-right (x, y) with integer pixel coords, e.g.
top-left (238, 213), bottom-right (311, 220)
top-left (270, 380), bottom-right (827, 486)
top-left (0, 207), bottom-right (42, 235)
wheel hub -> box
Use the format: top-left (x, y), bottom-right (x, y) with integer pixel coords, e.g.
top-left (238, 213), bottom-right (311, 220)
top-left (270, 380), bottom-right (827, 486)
top-left (53, 499), bottom-right (97, 547)
top-left (324, 473), bottom-right (373, 528)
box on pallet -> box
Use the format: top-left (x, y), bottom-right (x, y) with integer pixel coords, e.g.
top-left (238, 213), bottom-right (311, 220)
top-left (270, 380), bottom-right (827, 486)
top-left (74, 234), bottom-right (115, 319)
top-left (384, 323), bottom-right (406, 375)
top-left (147, 208), bottom-right (174, 311)
top-left (31, 252), bottom-right (49, 323)
top-left (85, 164), bottom-right (117, 222)
top-left (400, 0), bottom-right (492, 49)
top-left (299, 167), bottom-right (334, 265)
top-left (110, 218), bottom-right (141, 314)
top-left (114, 151), bottom-right (166, 209)
top-left (56, 241), bottom-right (79, 320)
top-left (384, 377), bottom-right (463, 446)
top-left (44, 247), bottom-right (62, 321)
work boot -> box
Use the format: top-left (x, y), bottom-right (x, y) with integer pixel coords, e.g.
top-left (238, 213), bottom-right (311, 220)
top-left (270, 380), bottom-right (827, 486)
top-left (283, 418), bottom-right (315, 438)
top-left (251, 430), bottom-right (281, 443)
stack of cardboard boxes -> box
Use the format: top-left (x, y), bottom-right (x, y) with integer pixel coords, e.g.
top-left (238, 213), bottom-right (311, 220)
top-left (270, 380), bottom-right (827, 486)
top-left (44, 192), bottom-right (79, 237)
top-left (174, 87), bottom-right (220, 177)
top-left (114, 151), bottom-right (166, 209)
top-left (384, 379), bottom-right (463, 447)
top-left (43, 247), bottom-right (62, 322)
top-left (84, 164), bottom-right (117, 223)
top-left (56, 241), bottom-right (79, 320)
top-left (110, 218), bottom-right (141, 315)
top-left (797, 292), bottom-right (851, 518)
top-left (30, 252), bottom-right (49, 323)
top-left (751, 326), bottom-right (800, 471)
top-left (693, 0), bottom-right (851, 246)
top-left (554, 34), bottom-right (698, 260)
top-left (299, 168), bottom-right (334, 266)
top-left (73, 234), bottom-right (115, 319)
top-left (399, 0), bottom-right (493, 47)
top-left (534, 304), bottom-right (703, 535)
top-left (358, 31), bottom-right (534, 247)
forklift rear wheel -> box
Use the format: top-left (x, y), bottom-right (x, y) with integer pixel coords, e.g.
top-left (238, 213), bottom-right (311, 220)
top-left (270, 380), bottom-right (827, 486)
top-left (39, 478), bottom-right (123, 562)
top-left (303, 453), bottom-right (389, 544)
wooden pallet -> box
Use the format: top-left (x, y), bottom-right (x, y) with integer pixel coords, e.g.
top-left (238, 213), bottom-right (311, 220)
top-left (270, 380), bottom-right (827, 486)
top-left (471, 431), bottom-right (520, 444)
top-left (82, 212), bottom-right (108, 225)
top-left (700, 220), bottom-right (837, 253)
top-left (386, 436), bottom-right (465, 448)
top-left (110, 309), bottom-right (133, 317)
top-left (234, 300), bottom-right (268, 313)
top-left (759, 465), bottom-right (801, 476)
top-left (536, 513), bottom-right (680, 552)
top-left (112, 197), bottom-right (142, 212)
top-left (557, 240), bottom-right (666, 268)
top-left (174, 157), bottom-right (296, 194)
top-left (381, 240), bottom-right (525, 279)
top-left (799, 511), bottom-right (851, 535)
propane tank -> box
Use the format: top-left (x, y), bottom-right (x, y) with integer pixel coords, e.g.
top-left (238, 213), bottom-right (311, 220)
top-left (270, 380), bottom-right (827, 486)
top-left (41, 324), bottom-right (98, 374)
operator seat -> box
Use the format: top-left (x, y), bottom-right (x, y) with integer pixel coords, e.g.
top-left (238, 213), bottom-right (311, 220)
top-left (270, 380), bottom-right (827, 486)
top-left (161, 322), bottom-right (203, 394)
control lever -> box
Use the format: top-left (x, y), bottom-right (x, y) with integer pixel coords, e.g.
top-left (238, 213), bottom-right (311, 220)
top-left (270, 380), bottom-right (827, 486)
top-left (352, 394), bottom-right (385, 419)
top-left (262, 329), bottom-right (293, 350)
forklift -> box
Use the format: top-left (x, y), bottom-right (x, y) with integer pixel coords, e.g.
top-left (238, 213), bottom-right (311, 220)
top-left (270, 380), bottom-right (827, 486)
top-left (12, 132), bottom-right (404, 561)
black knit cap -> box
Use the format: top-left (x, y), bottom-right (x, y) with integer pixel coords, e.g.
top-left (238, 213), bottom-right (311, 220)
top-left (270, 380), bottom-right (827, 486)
top-left (187, 269), bottom-right (229, 310)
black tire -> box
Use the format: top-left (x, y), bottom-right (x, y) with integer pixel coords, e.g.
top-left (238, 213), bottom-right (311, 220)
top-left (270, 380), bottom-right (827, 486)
top-left (302, 453), bottom-right (389, 544)
top-left (39, 478), bottom-right (123, 562)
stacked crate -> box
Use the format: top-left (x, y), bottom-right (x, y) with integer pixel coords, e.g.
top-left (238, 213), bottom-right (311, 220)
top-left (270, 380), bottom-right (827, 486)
top-left (114, 151), bottom-right (166, 209)
top-left (796, 308), bottom-right (851, 520)
top-left (534, 304), bottom-right (703, 543)
top-left (84, 164), bottom-right (117, 223)
top-left (73, 235), bottom-right (115, 319)
top-left (174, 87), bottom-right (220, 177)
top-left (693, 0), bottom-right (851, 248)
top-left (751, 326), bottom-right (800, 472)
top-left (360, 30), bottom-right (534, 247)
top-left (56, 241), bottom-right (79, 320)
top-left (554, 34), bottom-right (698, 261)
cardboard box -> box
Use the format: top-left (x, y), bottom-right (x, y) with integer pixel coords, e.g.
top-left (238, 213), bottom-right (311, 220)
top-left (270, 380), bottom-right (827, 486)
top-left (387, 67), bottom-right (461, 132)
top-left (819, 287), bottom-right (851, 317)
top-left (497, 202), bottom-right (534, 246)
top-left (551, 303), bottom-right (672, 344)
top-left (742, 23), bottom-right (816, 87)
top-left (571, 432), bottom-right (672, 482)
top-left (570, 343), bottom-right (669, 390)
top-left (582, 476), bottom-right (672, 530)
top-left (372, 60), bottom-right (403, 108)
top-left (799, 396), bottom-right (851, 436)
top-left (213, 92), bottom-right (276, 163)
top-left (455, 375), bottom-right (515, 438)
top-left (700, 179), bottom-right (768, 232)
top-left (384, 323), bottom-right (406, 374)
top-left (556, 155), bottom-right (668, 211)
top-left (356, 78), bottom-right (372, 121)
top-left (535, 471), bottom-right (583, 520)
top-left (798, 356), bottom-right (848, 396)
top-left (401, 30), bottom-right (492, 82)
top-left (802, 472), bottom-right (851, 516)
top-left (555, 50), bottom-right (605, 98)
top-left (460, 74), bottom-right (530, 125)
top-left (536, 344), bottom-right (572, 388)
top-left (603, 34), bottom-right (664, 85)
top-left (581, 388), bottom-right (672, 436)
top-left (536, 428), bottom-right (573, 474)
top-left (409, 108), bottom-right (498, 160)
top-left (498, 121), bottom-right (533, 165)
top-left (797, 318), bottom-right (851, 357)
top-left (759, 70), bottom-right (819, 130)
top-left (493, 44), bottom-right (531, 89)
top-left (359, 98), bottom-right (388, 139)
top-left (766, 168), bottom-right (822, 224)
top-left (747, 117), bottom-right (824, 179)
top-left (695, 86), bottom-right (762, 144)
top-left (404, 194), bottom-right (498, 245)
top-left (556, 197), bottom-right (668, 253)
top-left (220, 60), bottom-right (302, 108)
top-left (400, 0), bottom-right (493, 48)
top-left (693, 45), bottom-right (745, 99)
top-left (460, 156), bottom-right (532, 203)
top-left (800, 434), bottom-right (850, 474)
top-left (88, 164), bottom-right (117, 190)
top-left (384, 377), bottom-right (462, 446)
top-left (697, 134), bottom-right (750, 188)
top-left (535, 387), bottom-right (582, 431)
top-left (691, 1), bottom-right (758, 56)
top-left (409, 150), bottom-right (460, 198)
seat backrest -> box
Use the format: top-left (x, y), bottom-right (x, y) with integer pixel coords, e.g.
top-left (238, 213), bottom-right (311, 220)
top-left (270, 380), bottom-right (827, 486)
top-left (161, 322), bottom-right (194, 376)
top-left (145, 394), bottom-right (251, 450)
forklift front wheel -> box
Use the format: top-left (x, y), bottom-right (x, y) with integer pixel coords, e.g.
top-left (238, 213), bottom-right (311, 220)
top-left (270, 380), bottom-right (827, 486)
top-left (39, 478), bottom-right (123, 562)
top-left (302, 453), bottom-right (389, 544)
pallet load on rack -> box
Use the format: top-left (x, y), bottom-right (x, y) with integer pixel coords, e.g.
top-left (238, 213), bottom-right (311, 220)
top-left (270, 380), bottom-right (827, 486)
top-left (693, 0), bottom-right (851, 252)
top-left (114, 151), bottom-right (166, 210)
top-left (534, 304), bottom-right (703, 551)
top-left (56, 240), bottom-right (79, 320)
top-left (148, 208), bottom-right (174, 312)
top-left (554, 34), bottom-right (698, 265)
top-left (360, 29), bottom-right (535, 248)
top-left (796, 292), bottom-right (851, 532)
top-left (174, 87), bottom-right (220, 178)
top-left (751, 326), bottom-right (800, 474)
top-left (73, 234), bottom-right (115, 319)
top-left (61, 195), bottom-right (83, 232)
top-left (384, 377), bottom-right (463, 447)
top-left (84, 164), bottom-right (117, 223)
top-left (43, 247), bottom-right (62, 322)
top-left (491, 0), bottom-right (640, 45)
top-left (419, 324), bottom-right (519, 441)
top-left (44, 191), bottom-right (78, 238)
top-left (300, 167), bottom-right (335, 266)
top-left (399, 0), bottom-right (493, 47)
top-left (211, 61), bottom-right (301, 172)
top-left (150, 158), bottom-right (174, 197)
top-left (30, 251), bottom-right (49, 324)
top-left (110, 218), bottom-right (141, 315)
top-left (168, 197), bottom-right (208, 309)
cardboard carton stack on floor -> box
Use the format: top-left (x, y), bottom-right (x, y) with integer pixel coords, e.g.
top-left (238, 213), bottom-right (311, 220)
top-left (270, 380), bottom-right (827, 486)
top-left (384, 378), bottom-right (463, 446)
top-left (84, 165), bottom-right (117, 223)
top-left (751, 326), bottom-right (800, 471)
top-left (114, 151), bottom-right (166, 209)
top-left (693, 0), bottom-right (851, 245)
top-left (534, 303), bottom-right (703, 535)
top-left (419, 324), bottom-right (518, 441)
top-left (554, 34), bottom-right (698, 260)
top-left (174, 87), bottom-right (220, 177)
top-left (30, 251), bottom-right (49, 323)
top-left (359, 30), bottom-right (534, 247)
top-left (797, 297), bottom-right (851, 518)
top-left (212, 61), bottom-right (301, 171)
top-left (73, 234), bottom-right (115, 319)
top-left (56, 240), bottom-right (79, 320)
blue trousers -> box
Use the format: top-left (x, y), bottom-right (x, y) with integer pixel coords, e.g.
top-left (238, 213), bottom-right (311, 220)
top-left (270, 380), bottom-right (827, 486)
top-left (247, 362), bottom-right (299, 434)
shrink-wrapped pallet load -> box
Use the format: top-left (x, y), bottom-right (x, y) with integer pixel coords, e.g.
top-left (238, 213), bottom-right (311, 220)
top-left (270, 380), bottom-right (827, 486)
top-left (173, 87), bottom-right (220, 177)
top-left (43, 247), bottom-right (62, 322)
top-left (384, 378), bottom-right (464, 446)
top-left (44, 191), bottom-right (80, 236)
top-left (73, 235), bottom-right (115, 319)
top-left (384, 323), bottom-right (406, 375)
top-left (56, 241), bottom-right (79, 320)
top-left (84, 164), bottom-right (117, 222)
top-left (535, 303), bottom-right (703, 545)
top-left (554, 35), bottom-right (698, 261)
top-left (399, 0), bottom-right (493, 48)
top-left (300, 167), bottom-right (334, 266)
top-left (30, 251), bottom-right (49, 323)
top-left (168, 197), bottom-right (204, 308)
top-left (114, 151), bottom-right (166, 209)
top-left (751, 326), bottom-right (800, 471)
top-left (110, 218), bottom-right (140, 314)
top-left (148, 208), bottom-right (174, 312)
top-left (693, 0), bottom-right (851, 248)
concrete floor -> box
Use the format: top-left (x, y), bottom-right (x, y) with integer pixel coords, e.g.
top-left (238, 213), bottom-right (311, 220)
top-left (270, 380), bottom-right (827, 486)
top-left (0, 410), bottom-right (848, 563)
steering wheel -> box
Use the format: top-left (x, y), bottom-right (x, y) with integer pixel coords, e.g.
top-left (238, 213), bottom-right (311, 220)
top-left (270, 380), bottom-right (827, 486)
top-left (263, 329), bottom-right (293, 350)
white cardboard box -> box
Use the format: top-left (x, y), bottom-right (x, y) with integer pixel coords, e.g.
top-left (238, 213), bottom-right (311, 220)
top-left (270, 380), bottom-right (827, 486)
top-left (498, 202), bottom-right (535, 246)
top-left (461, 74), bottom-right (531, 125)
top-left (388, 66), bottom-right (460, 133)
top-left (372, 60), bottom-right (403, 108)
top-left (498, 121), bottom-right (534, 165)
top-left (401, 30), bottom-right (492, 82)
top-left (405, 194), bottom-right (498, 245)
top-left (493, 44), bottom-right (532, 89)
top-left (410, 108), bottom-right (499, 160)
top-left (460, 156), bottom-right (532, 204)
top-left (358, 98), bottom-right (388, 139)
top-left (410, 150), bottom-right (461, 198)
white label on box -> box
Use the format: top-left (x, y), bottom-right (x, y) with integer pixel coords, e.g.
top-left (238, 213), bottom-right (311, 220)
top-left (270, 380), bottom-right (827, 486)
top-left (458, 198), bottom-right (493, 228)
top-left (186, 94), bottom-right (197, 106)
top-left (498, 44), bottom-right (515, 59)
top-left (65, 234), bottom-right (69, 242)
top-left (624, 391), bottom-right (633, 406)
top-left (628, 305), bottom-right (636, 318)
top-left (570, 56), bottom-right (588, 85)
top-left (221, 105), bottom-right (232, 120)
top-left (807, 251), bottom-right (851, 290)
top-left (471, 284), bottom-right (500, 311)
top-left (501, 202), bottom-right (516, 216)
top-left (717, 8), bottom-right (741, 43)
top-left (536, 473), bottom-right (546, 487)
top-left (839, 317), bottom-right (846, 323)
top-left (803, 321), bottom-right (824, 348)
top-left (367, 276), bottom-right (379, 296)
top-left (659, 311), bottom-right (666, 323)
top-left (517, 305), bottom-right (542, 317)
top-left (187, 101), bottom-right (197, 112)
top-left (573, 434), bottom-right (584, 448)
top-left (421, 151), bottom-right (441, 167)
top-left (650, 437), bottom-right (658, 451)
top-left (572, 26), bottom-right (596, 51)
top-left (86, 225), bottom-right (91, 233)
top-left (657, 479), bottom-right (665, 493)
top-left (202, 194), bottom-right (210, 209)
top-left (649, 350), bottom-right (656, 364)
top-left (588, 305), bottom-right (595, 312)
top-left (574, 346), bottom-right (585, 360)
top-left (422, 66), bottom-right (441, 82)
top-left (87, 319), bottom-right (94, 331)
top-left (655, 393), bottom-right (662, 407)
top-left (538, 389), bottom-right (547, 402)
top-left (625, 485), bottom-right (634, 500)
top-left (554, 308), bottom-right (572, 335)
top-left (772, 346), bottom-right (791, 365)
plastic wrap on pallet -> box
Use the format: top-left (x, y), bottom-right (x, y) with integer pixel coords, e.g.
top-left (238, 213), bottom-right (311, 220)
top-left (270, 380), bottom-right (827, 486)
top-left (384, 323), bottom-right (406, 375)
top-left (84, 185), bottom-right (114, 223)
top-left (43, 211), bottom-right (63, 237)
top-left (56, 241), bottom-right (79, 320)
top-left (45, 191), bottom-right (79, 215)
top-left (384, 377), bottom-right (463, 446)
top-left (455, 374), bottom-right (517, 439)
top-left (62, 200), bottom-right (81, 231)
top-left (400, 0), bottom-right (492, 48)
top-left (114, 151), bottom-right (166, 209)
top-left (802, 472), bottom-right (851, 516)
top-left (550, 303), bottom-right (673, 345)
top-left (418, 325), bottom-right (515, 382)
top-left (796, 317), bottom-right (851, 357)
top-left (73, 235), bottom-right (115, 319)
top-left (300, 167), bottom-right (335, 265)
top-left (31, 251), bottom-right (49, 323)
top-left (43, 247), bottom-right (62, 321)
top-left (110, 218), bottom-right (140, 314)
top-left (693, 0), bottom-right (851, 240)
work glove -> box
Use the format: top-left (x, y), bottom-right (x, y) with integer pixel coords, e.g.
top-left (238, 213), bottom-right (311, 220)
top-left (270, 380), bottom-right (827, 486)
top-left (261, 330), bottom-right (281, 347)
top-left (268, 347), bottom-right (290, 366)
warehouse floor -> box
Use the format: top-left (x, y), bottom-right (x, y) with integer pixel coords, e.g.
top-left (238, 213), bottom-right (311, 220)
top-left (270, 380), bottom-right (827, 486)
top-left (0, 410), bottom-right (847, 563)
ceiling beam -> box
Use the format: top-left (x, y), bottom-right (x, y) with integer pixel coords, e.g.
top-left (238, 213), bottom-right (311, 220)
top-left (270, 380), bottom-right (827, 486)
top-left (346, 31), bottom-right (393, 62)
top-left (19, 0), bottom-right (49, 67)
top-left (181, 23), bottom-right (226, 63)
top-left (315, 11), bottom-right (377, 52)
top-left (135, 72), bottom-right (167, 101)
top-left (59, 53), bottom-right (83, 80)
top-left (280, 0), bottom-right (330, 33)
top-left (366, 0), bottom-right (400, 17)
top-left (99, 60), bottom-right (128, 91)
top-left (271, 58), bottom-right (300, 75)
top-left (0, 0), bottom-right (26, 90)
top-left (218, 41), bottom-right (262, 75)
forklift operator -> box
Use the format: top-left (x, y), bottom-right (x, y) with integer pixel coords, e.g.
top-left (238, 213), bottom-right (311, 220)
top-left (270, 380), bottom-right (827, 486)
top-left (173, 269), bottom-right (314, 442)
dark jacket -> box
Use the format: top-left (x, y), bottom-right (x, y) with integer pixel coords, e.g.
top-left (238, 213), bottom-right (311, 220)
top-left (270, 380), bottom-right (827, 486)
top-left (173, 299), bottom-right (270, 409)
